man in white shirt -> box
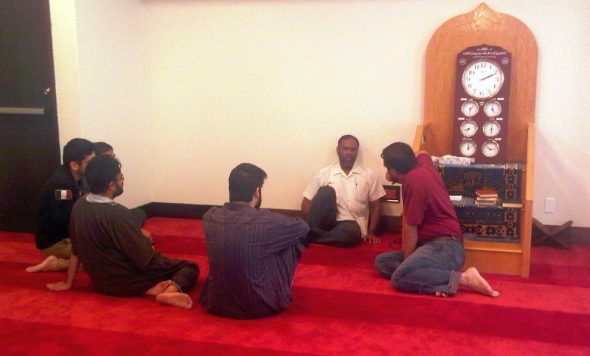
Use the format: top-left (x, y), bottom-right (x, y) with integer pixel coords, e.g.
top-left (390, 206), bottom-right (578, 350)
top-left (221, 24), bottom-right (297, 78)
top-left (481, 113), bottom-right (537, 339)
top-left (302, 135), bottom-right (385, 247)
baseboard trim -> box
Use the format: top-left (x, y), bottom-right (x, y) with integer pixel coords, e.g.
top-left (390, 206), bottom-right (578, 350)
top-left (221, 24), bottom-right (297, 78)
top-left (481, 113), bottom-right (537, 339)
top-left (140, 202), bottom-right (402, 234)
top-left (140, 202), bottom-right (305, 220)
top-left (570, 226), bottom-right (590, 246)
top-left (140, 202), bottom-right (212, 220)
top-left (140, 202), bottom-right (588, 245)
top-left (533, 225), bottom-right (590, 247)
top-left (378, 215), bottom-right (402, 234)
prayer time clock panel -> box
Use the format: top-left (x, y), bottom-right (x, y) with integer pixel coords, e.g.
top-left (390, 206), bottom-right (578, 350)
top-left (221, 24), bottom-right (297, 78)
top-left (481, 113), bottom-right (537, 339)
top-left (419, 3), bottom-right (538, 277)
top-left (452, 45), bottom-right (512, 164)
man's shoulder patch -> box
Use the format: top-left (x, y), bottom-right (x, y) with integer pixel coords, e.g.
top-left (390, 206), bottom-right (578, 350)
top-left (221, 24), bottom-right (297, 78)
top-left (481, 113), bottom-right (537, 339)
top-left (54, 189), bottom-right (73, 200)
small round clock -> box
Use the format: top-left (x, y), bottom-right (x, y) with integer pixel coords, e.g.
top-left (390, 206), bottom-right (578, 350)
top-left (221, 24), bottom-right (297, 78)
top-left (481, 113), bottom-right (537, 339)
top-left (459, 140), bottom-right (477, 157)
top-left (483, 120), bottom-right (501, 137)
top-left (481, 140), bottom-right (500, 157)
top-left (460, 100), bottom-right (479, 117)
top-left (462, 59), bottom-right (504, 99)
top-left (460, 120), bottom-right (478, 137)
top-left (483, 100), bottom-right (502, 117)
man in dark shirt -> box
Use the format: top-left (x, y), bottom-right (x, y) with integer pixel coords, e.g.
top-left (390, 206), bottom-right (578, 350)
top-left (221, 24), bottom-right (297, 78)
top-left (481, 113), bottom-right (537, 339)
top-left (47, 155), bottom-right (199, 309)
top-left (374, 142), bottom-right (499, 297)
top-left (92, 141), bottom-right (148, 232)
top-left (26, 138), bottom-right (95, 273)
top-left (93, 141), bottom-right (114, 157)
top-left (200, 163), bottom-right (309, 319)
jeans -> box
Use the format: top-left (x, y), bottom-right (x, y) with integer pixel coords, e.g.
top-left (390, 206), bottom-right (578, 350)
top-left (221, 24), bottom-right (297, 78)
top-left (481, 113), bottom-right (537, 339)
top-left (374, 238), bottom-right (464, 295)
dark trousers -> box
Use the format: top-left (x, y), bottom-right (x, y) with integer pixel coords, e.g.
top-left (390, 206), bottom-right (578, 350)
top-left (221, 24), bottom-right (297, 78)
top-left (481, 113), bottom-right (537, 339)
top-left (99, 256), bottom-right (199, 296)
top-left (305, 186), bottom-right (361, 247)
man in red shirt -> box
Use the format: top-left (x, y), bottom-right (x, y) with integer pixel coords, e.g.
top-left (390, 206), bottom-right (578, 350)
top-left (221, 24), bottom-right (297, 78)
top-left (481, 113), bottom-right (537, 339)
top-left (375, 142), bottom-right (499, 297)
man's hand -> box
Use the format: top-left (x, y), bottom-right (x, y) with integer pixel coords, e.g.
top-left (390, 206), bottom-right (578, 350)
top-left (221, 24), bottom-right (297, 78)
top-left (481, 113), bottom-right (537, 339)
top-left (46, 281), bottom-right (71, 292)
top-left (363, 233), bottom-right (381, 244)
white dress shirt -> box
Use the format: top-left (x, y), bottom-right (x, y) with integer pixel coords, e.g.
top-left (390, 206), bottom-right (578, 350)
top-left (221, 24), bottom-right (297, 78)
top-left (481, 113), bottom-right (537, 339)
top-left (303, 162), bottom-right (385, 235)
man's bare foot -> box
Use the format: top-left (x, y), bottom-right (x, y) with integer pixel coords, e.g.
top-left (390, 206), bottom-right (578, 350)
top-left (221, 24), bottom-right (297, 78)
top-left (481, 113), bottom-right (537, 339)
top-left (460, 267), bottom-right (500, 297)
top-left (435, 291), bottom-right (448, 297)
top-left (25, 255), bottom-right (60, 273)
top-left (156, 292), bottom-right (193, 309)
top-left (145, 280), bottom-right (173, 296)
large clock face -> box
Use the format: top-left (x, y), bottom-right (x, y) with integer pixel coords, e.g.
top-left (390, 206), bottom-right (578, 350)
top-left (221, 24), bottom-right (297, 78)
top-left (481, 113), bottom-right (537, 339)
top-left (461, 59), bottom-right (504, 99)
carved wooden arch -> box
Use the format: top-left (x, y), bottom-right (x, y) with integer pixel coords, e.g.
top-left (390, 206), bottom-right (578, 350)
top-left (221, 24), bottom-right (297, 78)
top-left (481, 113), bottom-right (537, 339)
top-left (417, 3), bottom-right (538, 277)
top-left (421, 3), bottom-right (537, 162)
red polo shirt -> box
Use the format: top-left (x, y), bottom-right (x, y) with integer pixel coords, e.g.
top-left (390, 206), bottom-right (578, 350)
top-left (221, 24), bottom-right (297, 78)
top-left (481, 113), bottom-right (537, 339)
top-left (402, 153), bottom-right (462, 242)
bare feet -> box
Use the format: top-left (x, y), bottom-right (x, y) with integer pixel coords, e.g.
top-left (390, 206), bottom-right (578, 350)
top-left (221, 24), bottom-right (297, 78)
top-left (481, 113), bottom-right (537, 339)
top-left (435, 291), bottom-right (448, 298)
top-left (145, 280), bottom-right (173, 296)
top-left (25, 255), bottom-right (60, 273)
top-left (46, 281), bottom-right (71, 291)
top-left (146, 280), bottom-right (193, 309)
top-left (460, 267), bottom-right (500, 297)
top-left (156, 292), bottom-right (193, 309)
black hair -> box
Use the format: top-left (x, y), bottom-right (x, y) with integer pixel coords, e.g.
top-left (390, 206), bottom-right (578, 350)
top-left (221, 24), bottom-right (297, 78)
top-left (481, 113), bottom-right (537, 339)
top-left (229, 163), bottom-right (267, 202)
top-left (85, 155), bottom-right (122, 194)
top-left (381, 142), bottom-right (417, 174)
top-left (337, 134), bottom-right (359, 147)
top-left (62, 138), bottom-right (95, 167)
top-left (94, 142), bottom-right (113, 155)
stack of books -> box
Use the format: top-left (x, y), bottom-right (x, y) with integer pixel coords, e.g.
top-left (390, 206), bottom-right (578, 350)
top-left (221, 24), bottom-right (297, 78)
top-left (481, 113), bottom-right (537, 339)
top-left (475, 188), bottom-right (499, 207)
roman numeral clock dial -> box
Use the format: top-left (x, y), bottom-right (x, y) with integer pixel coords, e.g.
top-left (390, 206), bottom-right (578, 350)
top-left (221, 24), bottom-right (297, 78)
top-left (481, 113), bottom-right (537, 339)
top-left (452, 45), bottom-right (512, 164)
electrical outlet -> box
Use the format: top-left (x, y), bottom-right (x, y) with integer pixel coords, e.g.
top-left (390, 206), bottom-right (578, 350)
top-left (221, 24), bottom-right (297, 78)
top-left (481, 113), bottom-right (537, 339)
top-left (544, 197), bottom-right (555, 213)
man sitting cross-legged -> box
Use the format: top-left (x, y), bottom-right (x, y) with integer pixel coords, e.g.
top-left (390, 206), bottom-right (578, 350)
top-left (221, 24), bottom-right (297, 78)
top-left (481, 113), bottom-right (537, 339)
top-left (47, 155), bottom-right (199, 309)
top-left (200, 163), bottom-right (309, 319)
top-left (92, 140), bottom-right (150, 238)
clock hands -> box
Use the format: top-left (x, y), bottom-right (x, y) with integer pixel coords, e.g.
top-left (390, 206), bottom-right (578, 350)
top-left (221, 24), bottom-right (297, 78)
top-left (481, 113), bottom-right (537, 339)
top-left (479, 73), bottom-right (496, 81)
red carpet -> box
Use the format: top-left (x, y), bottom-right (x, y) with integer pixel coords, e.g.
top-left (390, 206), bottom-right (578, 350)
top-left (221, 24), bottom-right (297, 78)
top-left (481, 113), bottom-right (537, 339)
top-left (1, 217), bottom-right (589, 355)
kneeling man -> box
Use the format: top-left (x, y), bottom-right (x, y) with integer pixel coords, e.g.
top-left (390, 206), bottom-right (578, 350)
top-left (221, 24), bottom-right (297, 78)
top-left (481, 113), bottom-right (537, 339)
top-left (375, 142), bottom-right (499, 298)
top-left (47, 155), bottom-right (199, 309)
top-left (200, 163), bottom-right (309, 319)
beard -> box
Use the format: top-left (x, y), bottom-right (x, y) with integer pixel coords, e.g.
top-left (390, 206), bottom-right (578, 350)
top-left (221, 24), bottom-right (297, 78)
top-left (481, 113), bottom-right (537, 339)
top-left (255, 190), bottom-right (262, 209)
top-left (113, 184), bottom-right (124, 198)
top-left (340, 158), bottom-right (355, 171)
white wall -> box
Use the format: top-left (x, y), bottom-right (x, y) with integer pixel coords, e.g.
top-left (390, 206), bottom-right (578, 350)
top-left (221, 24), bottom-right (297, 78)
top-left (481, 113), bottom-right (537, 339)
top-left (51, 0), bottom-right (590, 228)
top-left (49, 0), bottom-right (81, 146)
top-left (50, 0), bottom-right (152, 208)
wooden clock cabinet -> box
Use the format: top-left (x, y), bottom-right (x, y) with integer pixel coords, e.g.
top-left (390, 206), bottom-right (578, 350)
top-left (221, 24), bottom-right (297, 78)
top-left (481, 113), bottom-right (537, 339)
top-left (413, 3), bottom-right (537, 277)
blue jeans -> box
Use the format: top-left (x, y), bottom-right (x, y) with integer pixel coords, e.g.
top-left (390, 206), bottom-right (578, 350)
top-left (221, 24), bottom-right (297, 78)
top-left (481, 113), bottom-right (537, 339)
top-left (374, 238), bottom-right (464, 295)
